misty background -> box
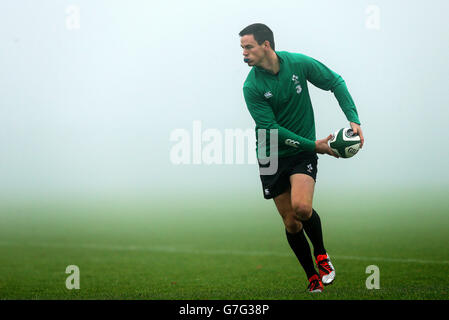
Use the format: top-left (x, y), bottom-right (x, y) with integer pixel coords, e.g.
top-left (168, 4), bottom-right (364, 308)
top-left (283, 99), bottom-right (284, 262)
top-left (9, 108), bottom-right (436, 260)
top-left (1, 0), bottom-right (448, 204)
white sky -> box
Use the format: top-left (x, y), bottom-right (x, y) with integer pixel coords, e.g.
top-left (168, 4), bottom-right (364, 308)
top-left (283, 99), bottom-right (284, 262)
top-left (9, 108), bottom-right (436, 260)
top-left (0, 0), bottom-right (448, 199)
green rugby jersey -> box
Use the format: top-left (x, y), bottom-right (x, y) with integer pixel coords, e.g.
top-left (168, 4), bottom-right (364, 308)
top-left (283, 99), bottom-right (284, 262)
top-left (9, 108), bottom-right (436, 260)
top-left (243, 51), bottom-right (360, 159)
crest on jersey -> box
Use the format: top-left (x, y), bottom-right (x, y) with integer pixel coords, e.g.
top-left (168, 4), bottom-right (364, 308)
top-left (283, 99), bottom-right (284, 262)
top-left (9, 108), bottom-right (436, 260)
top-left (292, 74), bottom-right (299, 84)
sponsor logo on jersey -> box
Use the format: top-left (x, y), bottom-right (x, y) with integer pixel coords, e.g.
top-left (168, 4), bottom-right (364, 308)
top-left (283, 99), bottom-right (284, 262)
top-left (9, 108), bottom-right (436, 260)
top-left (264, 91), bottom-right (273, 99)
top-left (285, 139), bottom-right (300, 148)
top-left (295, 84), bottom-right (302, 94)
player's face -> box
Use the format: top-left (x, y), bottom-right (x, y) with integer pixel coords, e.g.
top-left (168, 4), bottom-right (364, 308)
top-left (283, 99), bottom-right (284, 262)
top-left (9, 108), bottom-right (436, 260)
top-left (240, 34), bottom-right (268, 67)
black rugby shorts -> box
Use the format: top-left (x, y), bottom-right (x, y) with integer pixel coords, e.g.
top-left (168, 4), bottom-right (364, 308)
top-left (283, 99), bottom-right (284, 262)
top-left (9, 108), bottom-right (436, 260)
top-left (258, 151), bottom-right (318, 199)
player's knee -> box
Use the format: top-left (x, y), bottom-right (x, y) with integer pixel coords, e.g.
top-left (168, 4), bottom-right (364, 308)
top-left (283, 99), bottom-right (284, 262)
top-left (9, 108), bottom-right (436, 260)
top-left (283, 216), bottom-right (302, 234)
top-left (292, 203), bottom-right (313, 221)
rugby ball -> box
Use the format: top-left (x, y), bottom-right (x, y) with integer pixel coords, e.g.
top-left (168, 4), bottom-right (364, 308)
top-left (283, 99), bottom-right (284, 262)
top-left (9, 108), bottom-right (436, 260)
top-left (329, 128), bottom-right (361, 158)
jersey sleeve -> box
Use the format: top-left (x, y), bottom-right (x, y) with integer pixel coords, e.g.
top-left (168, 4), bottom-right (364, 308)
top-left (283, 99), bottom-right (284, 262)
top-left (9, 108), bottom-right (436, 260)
top-left (243, 86), bottom-right (316, 152)
top-left (300, 54), bottom-right (361, 125)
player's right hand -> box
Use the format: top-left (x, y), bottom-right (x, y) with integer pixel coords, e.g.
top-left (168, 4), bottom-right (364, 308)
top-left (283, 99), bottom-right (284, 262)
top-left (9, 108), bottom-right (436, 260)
top-left (315, 134), bottom-right (339, 158)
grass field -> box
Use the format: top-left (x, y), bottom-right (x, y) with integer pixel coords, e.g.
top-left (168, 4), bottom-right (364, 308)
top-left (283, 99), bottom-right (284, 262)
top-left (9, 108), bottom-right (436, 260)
top-left (0, 189), bottom-right (448, 300)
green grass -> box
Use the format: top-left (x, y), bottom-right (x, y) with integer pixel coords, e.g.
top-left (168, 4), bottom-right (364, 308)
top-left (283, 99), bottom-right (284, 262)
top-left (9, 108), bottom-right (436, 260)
top-left (0, 190), bottom-right (448, 299)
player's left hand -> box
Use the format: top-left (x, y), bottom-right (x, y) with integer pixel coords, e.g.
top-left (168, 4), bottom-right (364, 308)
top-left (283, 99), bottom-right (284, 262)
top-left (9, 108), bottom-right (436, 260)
top-left (350, 122), bottom-right (364, 148)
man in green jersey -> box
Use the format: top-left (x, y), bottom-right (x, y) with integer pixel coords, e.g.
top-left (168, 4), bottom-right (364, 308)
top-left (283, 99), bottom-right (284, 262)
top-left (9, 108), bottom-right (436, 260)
top-left (240, 23), bottom-right (364, 293)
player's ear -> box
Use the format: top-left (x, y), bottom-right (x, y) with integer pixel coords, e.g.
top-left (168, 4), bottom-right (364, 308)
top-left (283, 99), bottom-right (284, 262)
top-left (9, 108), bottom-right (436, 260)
top-left (263, 40), bottom-right (270, 50)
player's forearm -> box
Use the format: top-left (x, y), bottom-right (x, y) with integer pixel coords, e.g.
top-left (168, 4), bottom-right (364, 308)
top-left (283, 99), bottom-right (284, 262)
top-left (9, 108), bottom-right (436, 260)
top-left (331, 79), bottom-right (361, 125)
top-left (262, 123), bottom-right (316, 152)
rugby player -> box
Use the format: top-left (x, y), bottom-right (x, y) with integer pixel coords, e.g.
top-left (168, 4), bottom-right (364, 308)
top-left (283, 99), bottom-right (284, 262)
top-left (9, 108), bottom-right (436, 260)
top-left (240, 23), bottom-right (364, 292)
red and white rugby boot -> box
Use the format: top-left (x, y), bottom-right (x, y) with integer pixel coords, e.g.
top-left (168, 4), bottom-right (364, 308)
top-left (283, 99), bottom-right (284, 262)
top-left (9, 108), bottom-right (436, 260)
top-left (307, 274), bottom-right (324, 293)
top-left (316, 253), bottom-right (335, 285)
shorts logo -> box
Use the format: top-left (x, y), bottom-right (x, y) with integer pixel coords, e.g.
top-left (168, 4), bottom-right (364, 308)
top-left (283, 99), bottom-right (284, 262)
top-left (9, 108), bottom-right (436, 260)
top-left (307, 163), bottom-right (313, 173)
top-left (264, 188), bottom-right (271, 196)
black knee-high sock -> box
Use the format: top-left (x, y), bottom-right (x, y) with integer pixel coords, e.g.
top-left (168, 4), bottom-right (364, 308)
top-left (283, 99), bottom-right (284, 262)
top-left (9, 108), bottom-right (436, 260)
top-left (301, 209), bottom-right (326, 258)
top-left (285, 228), bottom-right (317, 279)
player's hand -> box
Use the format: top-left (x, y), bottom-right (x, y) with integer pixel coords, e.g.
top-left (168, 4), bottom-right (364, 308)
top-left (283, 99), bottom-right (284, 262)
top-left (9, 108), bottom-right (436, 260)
top-left (315, 134), bottom-right (339, 158)
top-left (350, 122), bottom-right (365, 148)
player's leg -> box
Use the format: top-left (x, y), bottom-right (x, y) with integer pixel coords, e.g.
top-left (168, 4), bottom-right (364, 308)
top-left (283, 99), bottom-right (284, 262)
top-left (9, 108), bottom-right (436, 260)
top-left (290, 173), bottom-right (335, 285)
top-left (289, 173), bottom-right (325, 255)
top-left (273, 190), bottom-right (302, 234)
top-left (273, 191), bottom-right (323, 292)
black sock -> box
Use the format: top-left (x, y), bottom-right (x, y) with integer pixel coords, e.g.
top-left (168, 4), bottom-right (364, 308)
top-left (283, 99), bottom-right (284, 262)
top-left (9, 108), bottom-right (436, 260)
top-left (285, 228), bottom-right (317, 279)
top-left (301, 209), bottom-right (326, 258)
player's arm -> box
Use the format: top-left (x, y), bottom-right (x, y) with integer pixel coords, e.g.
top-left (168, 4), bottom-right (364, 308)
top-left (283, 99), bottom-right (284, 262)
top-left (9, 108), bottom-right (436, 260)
top-left (301, 54), bottom-right (364, 147)
top-left (243, 86), bottom-right (316, 152)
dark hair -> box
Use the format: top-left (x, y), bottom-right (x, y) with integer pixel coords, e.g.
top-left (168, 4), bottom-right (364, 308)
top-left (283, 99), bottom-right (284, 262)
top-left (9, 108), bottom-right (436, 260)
top-left (239, 23), bottom-right (275, 51)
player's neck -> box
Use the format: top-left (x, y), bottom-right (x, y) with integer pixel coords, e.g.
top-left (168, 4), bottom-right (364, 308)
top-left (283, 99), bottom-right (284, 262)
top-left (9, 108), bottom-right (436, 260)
top-left (258, 50), bottom-right (280, 75)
